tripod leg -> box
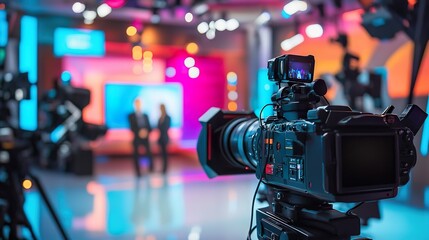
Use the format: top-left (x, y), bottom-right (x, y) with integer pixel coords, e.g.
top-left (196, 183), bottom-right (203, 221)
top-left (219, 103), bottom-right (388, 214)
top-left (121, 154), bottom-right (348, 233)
top-left (29, 174), bottom-right (69, 240)
top-left (21, 209), bottom-right (39, 240)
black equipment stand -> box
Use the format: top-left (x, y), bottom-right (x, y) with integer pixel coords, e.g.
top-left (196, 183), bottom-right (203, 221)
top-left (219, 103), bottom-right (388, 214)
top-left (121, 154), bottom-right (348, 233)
top-left (0, 142), bottom-right (69, 240)
top-left (256, 189), bottom-right (368, 240)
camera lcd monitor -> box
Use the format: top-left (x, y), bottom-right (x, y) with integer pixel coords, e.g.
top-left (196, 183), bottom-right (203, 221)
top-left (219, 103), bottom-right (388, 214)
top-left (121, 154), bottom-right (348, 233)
top-left (105, 83), bottom-right (183, 129)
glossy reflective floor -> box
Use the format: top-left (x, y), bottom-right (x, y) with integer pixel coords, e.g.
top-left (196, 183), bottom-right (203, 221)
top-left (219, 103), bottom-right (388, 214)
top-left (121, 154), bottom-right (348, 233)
top-left (19, 153), bottom-right (429, 239)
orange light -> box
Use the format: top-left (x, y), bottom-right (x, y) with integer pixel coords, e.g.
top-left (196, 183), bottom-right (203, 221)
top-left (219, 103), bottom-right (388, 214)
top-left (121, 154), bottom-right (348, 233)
top-left (228, 102), bottom-right (238, 111)
top-left (186, 42), bottom-right (199, 54)
top-left (126, 26), bottom-right (137, 36)
top-left (143, 58), bottom-right (153, 65)
top-left (227, 85), bottom-right (237, 91)
top-left (23, 179), bottom-right (32, 190)
top-left (143, 51), bottom-right (153, 59)
top-left (132, 46), bottom-right (142, 60)
top-left (342, 9), bottom-right (364, 22)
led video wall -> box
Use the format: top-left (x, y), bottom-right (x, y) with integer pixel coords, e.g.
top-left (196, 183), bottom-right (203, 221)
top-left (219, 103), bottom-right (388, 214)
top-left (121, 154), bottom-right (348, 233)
top-left (104, 83), bottom-right (183, 129)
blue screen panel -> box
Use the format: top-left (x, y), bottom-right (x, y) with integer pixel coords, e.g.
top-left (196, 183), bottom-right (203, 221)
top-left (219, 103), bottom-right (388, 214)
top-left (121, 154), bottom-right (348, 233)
top-left (19, 16), bottom-right (38, 131)
top-left (105, 83), bottom-right (183, 129)
top-left (255, 68), bottom-right (275, 118)
top-left (0, 10), bottom-right (7, 47)
top-left (54, 28), bottom-right (105, 57)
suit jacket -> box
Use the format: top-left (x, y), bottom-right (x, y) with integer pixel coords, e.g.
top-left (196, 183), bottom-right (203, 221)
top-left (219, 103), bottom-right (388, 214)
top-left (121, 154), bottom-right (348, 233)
top-left (128, 112), bottom-right (152, 141)
top-left (158, 114), bottom-right (171, 145)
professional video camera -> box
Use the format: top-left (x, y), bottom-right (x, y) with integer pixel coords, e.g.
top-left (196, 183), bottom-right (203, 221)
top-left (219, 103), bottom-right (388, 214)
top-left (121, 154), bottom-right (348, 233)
top-left (0, 72), bottom-right (69, 239)
top-left (197, 54), bottom-right (427, 239)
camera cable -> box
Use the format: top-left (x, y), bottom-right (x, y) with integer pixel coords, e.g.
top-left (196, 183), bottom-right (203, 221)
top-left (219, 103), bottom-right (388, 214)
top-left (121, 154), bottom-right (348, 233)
top-left (258, 103), bottom-right (276, 129)
top-left (247, 119), bottom-right (275, 240)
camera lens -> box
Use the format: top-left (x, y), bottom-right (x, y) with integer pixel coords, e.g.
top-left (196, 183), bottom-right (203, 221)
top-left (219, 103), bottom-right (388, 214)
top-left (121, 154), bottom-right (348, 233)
top-left (222, 118), bottom-right (259, 170)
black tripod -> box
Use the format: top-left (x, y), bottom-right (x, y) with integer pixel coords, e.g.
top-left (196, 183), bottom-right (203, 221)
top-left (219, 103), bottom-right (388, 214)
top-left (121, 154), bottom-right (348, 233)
top-left (256, 189), bottom-right (366, 240)
top-left (0, 140), bottom-right (69, 240)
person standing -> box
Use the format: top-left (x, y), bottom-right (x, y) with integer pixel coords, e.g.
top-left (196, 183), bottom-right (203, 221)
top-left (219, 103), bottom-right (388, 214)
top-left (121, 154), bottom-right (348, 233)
top-left (128, 99), bottom-right (153, 177)
top-left (157, 104), bottom-right (171, 174)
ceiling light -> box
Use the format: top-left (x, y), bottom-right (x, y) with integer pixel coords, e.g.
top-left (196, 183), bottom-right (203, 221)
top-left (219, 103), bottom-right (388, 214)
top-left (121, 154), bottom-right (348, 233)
top-left (281, 34), bottom-right (304, 51)
top-left (193, 3), bottom-right (209, 16)
top-left (97, 3), bottom-right (112, 18)
top-left (72, 2), bottom-right (85, 13)
top-left (206, 29), bottom-right (216, 39)
top-left (305, 24), bottom-right (323, 38)
top-left (226, 18), bottom-right (239, 31)
top-left (197, 22), bottom-right (209, 34)
top-left (215, 19), bottom-right (227, 31)
top-left (72, 2), bottom-right (86, 14)
top-left (283, 0), bottom-right (308, 15)
top-left (84, 19), bottom-right (94, 25)
top-left (83, 10), bottom-right (97, 21)
top-left (255, 11), bottom-right (271, 25)
top-left (185, 12), bottom-right (193, 22)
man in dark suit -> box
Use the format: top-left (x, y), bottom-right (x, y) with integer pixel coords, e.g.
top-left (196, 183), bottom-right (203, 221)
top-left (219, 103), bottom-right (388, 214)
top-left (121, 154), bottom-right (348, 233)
top-left (157, 103), bottom-right (171, 174)
top-left (128, 99), bottom-right (153, 177)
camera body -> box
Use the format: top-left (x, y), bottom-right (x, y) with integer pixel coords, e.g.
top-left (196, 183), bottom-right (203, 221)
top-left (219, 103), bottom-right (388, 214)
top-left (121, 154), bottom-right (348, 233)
top-left (197, 54), bottom-right (427, 203)
top-left (253, 104), bottom-right (422, 202)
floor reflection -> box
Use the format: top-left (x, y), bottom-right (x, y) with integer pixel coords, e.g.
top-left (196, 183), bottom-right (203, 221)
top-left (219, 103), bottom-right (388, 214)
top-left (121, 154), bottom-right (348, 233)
top-left (21, 155), bottom-right (429, 239)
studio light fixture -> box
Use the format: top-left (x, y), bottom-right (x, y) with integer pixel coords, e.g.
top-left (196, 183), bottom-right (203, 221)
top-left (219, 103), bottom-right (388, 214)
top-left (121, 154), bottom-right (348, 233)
top-left (72, 1), bottom-right (113, 24)
top-left (196, 17), bottom-right (240, 39)
top-left (281, 34), bottom-right (304, 51)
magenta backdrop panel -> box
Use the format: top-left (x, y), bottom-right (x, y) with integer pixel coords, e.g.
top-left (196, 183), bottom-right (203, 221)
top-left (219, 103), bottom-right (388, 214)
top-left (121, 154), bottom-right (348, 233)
top-left (166, 53), bottom-right (226, 141)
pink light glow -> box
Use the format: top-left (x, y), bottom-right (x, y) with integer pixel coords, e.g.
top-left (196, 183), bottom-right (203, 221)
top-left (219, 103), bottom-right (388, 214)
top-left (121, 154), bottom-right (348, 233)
top-left (342, 9), bottom-right (364, 22)
top-left (63, 56), bottom-right (166, 125)
top-left (73, 181), bottom-right (107, 232)
top-left (105, 0), bottom-right (126, 8)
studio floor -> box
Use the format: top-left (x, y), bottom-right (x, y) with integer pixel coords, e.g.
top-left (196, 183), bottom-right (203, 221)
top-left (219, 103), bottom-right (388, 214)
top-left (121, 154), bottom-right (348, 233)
top-left (19, 153), bottom-right (429, 240)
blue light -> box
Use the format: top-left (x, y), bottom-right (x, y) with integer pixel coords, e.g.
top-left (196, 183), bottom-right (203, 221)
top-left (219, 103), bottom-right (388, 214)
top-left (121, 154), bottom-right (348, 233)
top-left (19, 86), bottom-right (38, 131)
top-left (254, 68), bottom-right (275, 118)
top-left (50, 125), bottom-right (65, 143)
top-left (420, 95), bottom-right (429, 156)
top-left (19, 16), bottom-right (38, 131)
top-left (281, 10), bottom-right (291, 19)
top-left (425, 187), bottom-right (429, 208)
top-left (0, 10), bottom-right (7, 47)
top-left (54, 28), bottom-right (105, 57)
top-left (372, 17), bottom-right (386, 27)
top-left (61, 71), bottom-right (72, 83)
top-left (19, 16), bottom-right (38, 84)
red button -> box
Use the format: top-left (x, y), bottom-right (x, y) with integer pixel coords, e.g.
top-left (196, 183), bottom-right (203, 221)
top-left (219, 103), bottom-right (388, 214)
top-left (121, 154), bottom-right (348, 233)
top-left (265, 164), bottom-right (274, 175)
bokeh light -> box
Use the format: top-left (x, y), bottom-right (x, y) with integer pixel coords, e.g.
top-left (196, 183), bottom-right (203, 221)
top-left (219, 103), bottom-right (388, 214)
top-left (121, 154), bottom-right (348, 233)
top-left (126, 26), bottom-right (137, 36)
top-left (185, 12), bottom-right (193, 23)
top-left (166, 67), bottom-right (176, 78)
top-left (184, 57), bottom-right (195, 68)
top-left (105, 0), bottom-right (126, 8)
top-left (132, 45), bottom-right (142, 60)
top-left (189, 67), bottom-right (200, 78)
top-left (186, 42), bottom-right (199, 55)
top-left (143, 51), bottom-right (153, 59)
top-left (228, 102), bottom-right (238, 111)
top-left (227, 72), bottom-right (238, 85)
top-left (228, 91), bottom-right (238, 101)
top-left (22, 179), bottom-right (32, 190)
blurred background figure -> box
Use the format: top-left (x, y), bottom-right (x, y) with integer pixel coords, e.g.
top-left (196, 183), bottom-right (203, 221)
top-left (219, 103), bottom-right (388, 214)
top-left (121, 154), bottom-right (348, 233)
top-left (128, 99), bottom-right (153, 177)
top-left (157, 103), bottom-right (171, 174)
